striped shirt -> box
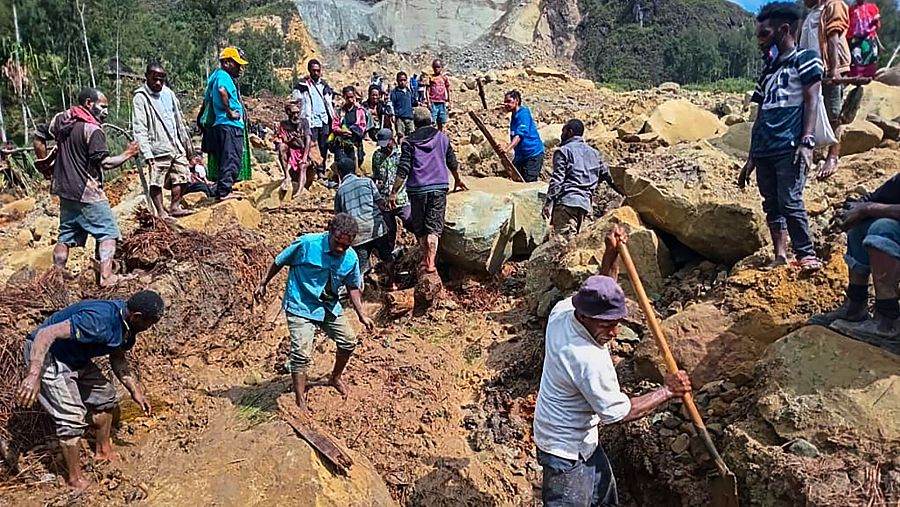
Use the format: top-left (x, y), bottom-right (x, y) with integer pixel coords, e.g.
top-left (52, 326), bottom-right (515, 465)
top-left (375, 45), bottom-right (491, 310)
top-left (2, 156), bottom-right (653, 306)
top-left (334, 174), bottom-right (388, 246)
top-left (750, 48), bottom-right (823, 157)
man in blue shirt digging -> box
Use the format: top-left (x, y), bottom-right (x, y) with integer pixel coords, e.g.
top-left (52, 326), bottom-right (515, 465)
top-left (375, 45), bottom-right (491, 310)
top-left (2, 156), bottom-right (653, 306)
top-left (16, 290), bottom-right (165, 492)
top-left (502, 90), bottom-right (545, 182)
top-left (255, 213), bottom-right (376, 415)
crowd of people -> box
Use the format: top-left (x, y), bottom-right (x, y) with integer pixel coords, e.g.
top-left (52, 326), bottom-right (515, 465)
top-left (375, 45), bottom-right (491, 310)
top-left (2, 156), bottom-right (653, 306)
top-left (13, 1), bottom-right (898, 504)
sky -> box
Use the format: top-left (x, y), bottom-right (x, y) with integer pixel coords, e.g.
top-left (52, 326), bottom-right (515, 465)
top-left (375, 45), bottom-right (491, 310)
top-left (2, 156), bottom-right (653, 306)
top-left (729, 0), bottom-right (900, 12)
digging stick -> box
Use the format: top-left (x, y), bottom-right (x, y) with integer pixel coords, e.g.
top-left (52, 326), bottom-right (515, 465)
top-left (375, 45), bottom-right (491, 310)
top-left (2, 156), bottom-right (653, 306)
top-left (886, 42), bottom-right (900, 70)
top-left (468, 111), bottom-right (524, 182)
top-left (476, 78), bottom-right (488, 110)
top-left (617, 242), bottom-right (739, 507)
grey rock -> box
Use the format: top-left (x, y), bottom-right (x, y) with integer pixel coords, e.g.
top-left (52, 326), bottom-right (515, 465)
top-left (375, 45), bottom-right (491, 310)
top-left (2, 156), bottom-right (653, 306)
top-left (787, 439), bottom-right (819, 458)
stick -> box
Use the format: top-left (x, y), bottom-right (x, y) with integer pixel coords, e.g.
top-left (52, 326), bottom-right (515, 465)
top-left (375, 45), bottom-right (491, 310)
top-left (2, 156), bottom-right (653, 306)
top-left (885, 42), bottom-right (900, 70)
top-left (467, 111), bottom-right (523, 182)
top-left (476, 78), bottom-right (487, 110)
top-left (277, 397), bottom-right (354, 475)
top-left (102, 123), bottom-right (156, 216)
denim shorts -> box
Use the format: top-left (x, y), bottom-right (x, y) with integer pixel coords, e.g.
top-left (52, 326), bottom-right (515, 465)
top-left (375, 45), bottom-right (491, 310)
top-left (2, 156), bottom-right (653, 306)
top-left (845, 218), bottom-right (900, 275)
top-left (58, 198), bottom-right (121, 247)
top-left (538, 447), bottom-right (619, 507)
top-left (431, 103), bottom-right (448, 125)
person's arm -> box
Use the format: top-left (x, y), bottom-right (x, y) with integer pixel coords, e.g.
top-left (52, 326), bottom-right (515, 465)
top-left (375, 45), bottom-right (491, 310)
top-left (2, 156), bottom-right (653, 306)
top-left (16, 321), bottom-right (72, 407)
top-left (347, 287), bottom-right (374, 329)
top-left (254, 260), bottom-right (285, 302)
top-left (827, 33), bottom-right (843, 80)
top-left (739, 80), bottom-right (765, 188)
top-left (101, 143), bottom-right (140, 170)
top-left (131, 94), bottom-right (154, 161)
top-left (620, 371), bottom-right (691, 422)
top-left (391, 141), bottom-right (412, 207)
top-left (33, 136), bottom-right (48, 159)
top-left (801, 80), bottom-right (820, 141)
top-left (218, 86), bottom-right (239, 120)
top-left (824, 3), bottom-right (849, 80)
top-left (278, 143), bottom-right (291, 183)
top-left (446, 143), bottom-right (466, 192)
top-left (445, 77), bottom-right (451, 107)
top-left (110, 348), bottom-right (151, 415)
top-left (503, 135), bottom-right (521, 154)
top-left (599, 225), bottom-right (627, 280)
top-left (301, 124), bottom-right (311, 164)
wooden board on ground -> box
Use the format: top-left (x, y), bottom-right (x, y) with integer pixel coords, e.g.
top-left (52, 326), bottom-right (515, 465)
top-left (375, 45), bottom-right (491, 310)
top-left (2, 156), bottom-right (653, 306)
top-left (277, 395), bottom-right (354, 475)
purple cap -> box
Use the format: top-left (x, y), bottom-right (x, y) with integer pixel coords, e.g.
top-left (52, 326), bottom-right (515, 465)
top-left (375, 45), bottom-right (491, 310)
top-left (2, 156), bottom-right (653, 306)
top-left (572, 276), bottom-right (628, 321)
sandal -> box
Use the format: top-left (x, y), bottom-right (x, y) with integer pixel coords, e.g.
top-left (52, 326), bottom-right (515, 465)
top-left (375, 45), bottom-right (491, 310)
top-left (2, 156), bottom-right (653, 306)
top-left (793, 256), bottom-right (823, 272)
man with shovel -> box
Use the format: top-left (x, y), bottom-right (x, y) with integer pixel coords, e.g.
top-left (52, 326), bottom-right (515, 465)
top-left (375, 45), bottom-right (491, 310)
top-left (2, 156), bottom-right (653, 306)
top-left (534, 225), bottom-right (693, 506)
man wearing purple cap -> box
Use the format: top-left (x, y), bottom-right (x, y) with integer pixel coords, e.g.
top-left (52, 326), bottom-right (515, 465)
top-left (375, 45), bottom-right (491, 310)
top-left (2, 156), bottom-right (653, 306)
top-left (534, 226), bottom-right (692, 507)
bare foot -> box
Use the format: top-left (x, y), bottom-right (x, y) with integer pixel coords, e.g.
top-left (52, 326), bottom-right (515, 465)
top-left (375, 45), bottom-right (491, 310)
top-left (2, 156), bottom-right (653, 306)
top-left (67, 475), bottom-right (92, 494)
top-left (94, 450), bottom-right (121, 464)
top-left (309, 377), bottom-right (349, 396)
top-left (817, 157), bottom-right (839, 181)
top-left (294, 397), bottom-right (311, 417)
top-left (169, 207), bottom-right (194, 218)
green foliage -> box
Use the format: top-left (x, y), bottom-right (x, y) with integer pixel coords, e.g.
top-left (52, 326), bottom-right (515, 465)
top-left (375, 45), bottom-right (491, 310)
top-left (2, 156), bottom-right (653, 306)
top-left (230, 25), bottom-right (299, 96)
top-left (683, 78), bottom-right (755, 94)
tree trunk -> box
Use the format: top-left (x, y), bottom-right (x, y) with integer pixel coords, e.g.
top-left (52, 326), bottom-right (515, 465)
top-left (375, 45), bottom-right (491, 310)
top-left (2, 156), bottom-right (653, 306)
top-left (0, 87), bottom-right (8, 144)
top-left (115, 27), bottom-right (121, 121)
top-left (76, 0), bottom-right (96, 88)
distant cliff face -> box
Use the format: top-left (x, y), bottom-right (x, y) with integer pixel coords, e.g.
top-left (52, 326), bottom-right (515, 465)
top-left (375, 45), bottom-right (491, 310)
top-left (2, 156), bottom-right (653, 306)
top-left (292, 0), bottom-right (512, 52)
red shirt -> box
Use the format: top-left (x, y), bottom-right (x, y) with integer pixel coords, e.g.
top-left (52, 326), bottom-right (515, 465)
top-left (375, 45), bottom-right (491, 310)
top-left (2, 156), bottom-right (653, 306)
top-left (849, 2), bottom-right (880, 39)
top-left (428, 74), bottom-right (450, 104)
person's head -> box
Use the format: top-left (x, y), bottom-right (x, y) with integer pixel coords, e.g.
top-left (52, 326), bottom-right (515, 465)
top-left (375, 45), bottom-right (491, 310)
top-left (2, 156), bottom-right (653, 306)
top-left (413, 106), bottom-right (432, 128)
top-left (432, 59), bottom-right (444, 75)
top-left (285, 102), bottom-right (302, 125)
top-left (396, 71), bottom-right (408, 88)
top-left (145, 62), bottom-right (166, 93)
top-left (328, 213), bottom-right (359, 255)
top-left (336, 155), bottom-right (356, 179)
top-left (308, 59), bottom-right (322, 81)
top-left (856, 0), bottom-right (866, 4)
top-left (219, 47), bottom-right (248, 77)
top-left (572, 276), bottom-right (628, 346)
top-left (503, 90), bottom-right (522, 113)
top-left (342, 86), bottom-right (357, 107)
top-left (77, 88), bottom-right (109, 121)
top-left (368, 85), bottom-right (381, 103)
top-left (376, 128), bottom-right (395, 151)
top-left (125, 290), bottom-right (165, 332)
top-left (756, 2), bottom-right (802, 54)
top-left (191, 153), bottom-right (204, 166)
top-left (561, 119), bottom-right (585, 143)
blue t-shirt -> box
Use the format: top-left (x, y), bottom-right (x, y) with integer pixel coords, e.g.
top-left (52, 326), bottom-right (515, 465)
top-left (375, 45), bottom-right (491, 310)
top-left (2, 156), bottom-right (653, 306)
top-left (391, 87), bottom-right (415, 119)
top-left (750, 49), bottom-right (823, 157)
top-left (28, 300), bottom-right (135, 369)
top-left (275, 232), bottom-right (362, 321)
top-left (206, 69), bottom-right (244, 129)
top-left (509, 105), bottom-right (544, 163)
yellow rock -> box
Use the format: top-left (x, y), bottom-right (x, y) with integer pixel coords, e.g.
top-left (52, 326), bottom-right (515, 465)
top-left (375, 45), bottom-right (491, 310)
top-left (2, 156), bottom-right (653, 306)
top-left (644, 99), bottom-right (727, 145)
top-left (31, 216), bottom-right (58, 243)
top-left (14, 228), bottom-right (32, 247)
top-left (178, 199), bottom-right (261, 233)
top-left (525, 66), bottom-right (570, 81)
top-left (4, 245), bottom-right (54, 272)
top-left (855, 81), bottom-right (900, 121)
top-left (0, 197), bottom-right (36, 217)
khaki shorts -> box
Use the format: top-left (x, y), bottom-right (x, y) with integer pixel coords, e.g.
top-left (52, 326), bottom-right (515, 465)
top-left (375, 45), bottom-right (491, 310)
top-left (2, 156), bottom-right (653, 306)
top-left (149, 154), bottom-right (191, 190)
top-left (285, 312), bottom-right (357, 373)
top-left (551, 204), bottom-right (588, 236)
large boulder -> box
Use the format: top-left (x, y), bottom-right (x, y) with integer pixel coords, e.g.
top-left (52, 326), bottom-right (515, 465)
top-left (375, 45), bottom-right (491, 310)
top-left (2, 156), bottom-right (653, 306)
top-left (611, 144), bottom-right (767, 265)
top-left (178, 199), bottom-right (261, 233)
top-left (839, 120), bottom-right (884, 155)
top-left (875, 65), bottom-right (900, 86)
top-left (855, 81), bottom-right (900, 121)
top-left (525, 206), bottom-right (673, 312)
top-left (525, 66), bottom-right (570, 80)
top-left (539, 123), bottom-right (564, 150)
top-left (0, 197), bottom-right (36, 218)
top-left (633, 302), bottom-right (764, 386)
top-left (756, 326), bottom-right (900, 446)
top-left (643, 100), bottom-right (727, 146)
top-left (440, 178), bottom-right (548, 275)
top-left (711, 121), bottom-right (752, 159)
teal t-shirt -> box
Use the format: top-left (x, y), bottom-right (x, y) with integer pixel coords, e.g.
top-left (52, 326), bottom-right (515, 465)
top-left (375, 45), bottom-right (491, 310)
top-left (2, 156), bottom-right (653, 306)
top-left (206, 69), bottom-right (244, 129)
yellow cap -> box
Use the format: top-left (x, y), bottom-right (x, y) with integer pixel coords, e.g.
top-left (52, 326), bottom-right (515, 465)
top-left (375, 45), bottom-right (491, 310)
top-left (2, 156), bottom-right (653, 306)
top-left (219, 47), bottom-right (248, 65)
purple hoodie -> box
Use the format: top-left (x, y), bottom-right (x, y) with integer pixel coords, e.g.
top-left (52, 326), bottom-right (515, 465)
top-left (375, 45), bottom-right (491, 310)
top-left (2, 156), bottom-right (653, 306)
top-left (397, 126), bottom-right (459, 194)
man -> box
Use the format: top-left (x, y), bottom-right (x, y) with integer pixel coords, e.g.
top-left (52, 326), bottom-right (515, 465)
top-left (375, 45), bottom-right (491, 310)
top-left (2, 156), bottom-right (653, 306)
top-left (294, 59), bottom-right (337, 175)
top-left (362, 84), bottom-right (393, 139)
top-left (739, 2), bottom-right (823, 271)
top-left (277, 101), bottom-right (313, 199)
top-left (534, 226), bottom-right (692, 507)
top-left (799, 0), bottom-right (824, 55)
top-left (254, 214), bottom-right (376, 414)
top-left (847, 0), bottom-right (881, 79)
top-left (810, 173), bottom-right (900, 347)
top-left (16, 290), bottom-right (165, 492)
top-left (203, 46), bottom-right (248, 201)
top-left (390, 107), bottom-right (467, 274)
top-left (390, 72), bottom-right (416, 139)
top-left (543, 119), bottom-right (611, 235)
top-left (426, 59), bottom-right (451, 131)
top-left (334, 156), bottom-right (394, 287)
top-left (331, 86), bottom-right (372, 168)
top-left (815, 0), bottom-right (852, 180)
top-left (33, 88), bottom-right (140, 287)
top-left (502, 90), bottom-right (545, 183)
top-left (132, 62), bottom-right (194, 219)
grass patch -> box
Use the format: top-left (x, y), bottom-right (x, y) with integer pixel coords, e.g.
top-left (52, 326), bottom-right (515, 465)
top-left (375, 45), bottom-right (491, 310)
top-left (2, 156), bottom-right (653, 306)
top-left (236, 389), bottom-right (278, 427)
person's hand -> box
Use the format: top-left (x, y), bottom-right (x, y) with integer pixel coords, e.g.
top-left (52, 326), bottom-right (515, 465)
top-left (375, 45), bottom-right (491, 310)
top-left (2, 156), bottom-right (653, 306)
top-left (15, 371), bottom-right (41, 408)
top-left (604, 224), bottom-right (628, 252)
top-left (388, 192), bottom-right (398, 210)
top-left (542, 203), bottom-right (553, 220)
top-left (253, 283), bottom-right (267, 303)
top-left (280, 177), bottom-right (291, 192)
top-left (124, 141), bottom-right (140, 158)
top-left (794, 146), bottom-right (814, 175)
top-left (453, 179), bottom-right (468, 192)
top-left (662, 370), bottom-right (692, 399)
top-left (738, 158), bottom-right (756, 189)
top-left (228, 109), bottom-right (241, 121)
top-left (359, 315), bottom-right (376, 331)
top-left (836, 201), bottom-right (872, 232)
top-left (132, 390), bottom-right (152, 416)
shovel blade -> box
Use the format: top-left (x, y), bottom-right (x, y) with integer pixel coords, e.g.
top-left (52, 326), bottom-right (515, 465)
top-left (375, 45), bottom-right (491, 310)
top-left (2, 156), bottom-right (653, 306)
top-left (710, 470), bottom-right (739, 507)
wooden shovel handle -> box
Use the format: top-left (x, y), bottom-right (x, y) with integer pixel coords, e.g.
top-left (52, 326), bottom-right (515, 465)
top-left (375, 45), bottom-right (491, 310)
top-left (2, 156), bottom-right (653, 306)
top-left (617, 243), bottom-right (708, 430)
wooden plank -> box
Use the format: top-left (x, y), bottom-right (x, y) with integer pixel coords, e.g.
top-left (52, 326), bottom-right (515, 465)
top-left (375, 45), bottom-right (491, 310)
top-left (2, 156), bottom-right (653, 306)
top-left (277, 396), bottom-right (354, 475)
top-left (476, 78), bottom-right (487, 110)
top-left (467, 111), bottom-right (524, 182)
